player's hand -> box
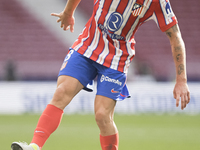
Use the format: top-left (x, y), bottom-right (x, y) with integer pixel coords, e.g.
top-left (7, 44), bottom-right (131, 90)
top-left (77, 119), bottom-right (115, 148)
top-left (51, 12), bottom-right (75, 32)
top-left (173, 81), bottom-right (190, 110)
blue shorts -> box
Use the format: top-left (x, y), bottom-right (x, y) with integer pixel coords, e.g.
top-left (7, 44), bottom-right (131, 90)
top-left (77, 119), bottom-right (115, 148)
top-left (58, 49), bottom-right (130, 101)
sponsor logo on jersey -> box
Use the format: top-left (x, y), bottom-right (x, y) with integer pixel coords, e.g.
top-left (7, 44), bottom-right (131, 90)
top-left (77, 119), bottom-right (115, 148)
top-left (99, 24), bottom-right (124, 40)
top-left (132, 3), bottom-right (143, 17)
top-left (107, 12), bottom-right (123, 32)
top-left (98, 12), bottom-right (124, 40)
top-left (100, 75), bottom-right (122, 86)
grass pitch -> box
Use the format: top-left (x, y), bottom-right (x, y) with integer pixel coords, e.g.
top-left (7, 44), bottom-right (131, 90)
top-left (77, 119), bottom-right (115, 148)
top-left (1, 114), bottom-right (200, 150)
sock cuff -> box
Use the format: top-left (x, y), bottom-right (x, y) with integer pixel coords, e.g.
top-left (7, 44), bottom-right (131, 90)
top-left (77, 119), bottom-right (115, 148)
top-left (100, 133), bottom-right (119, 149)
top-left (45, 104), bottom-right (64, 115)
top-left (100, 132), bottom-right (119, 139)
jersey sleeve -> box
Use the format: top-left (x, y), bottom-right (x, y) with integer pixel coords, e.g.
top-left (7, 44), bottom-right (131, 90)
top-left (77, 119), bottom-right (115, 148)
top-left (153, 0), bottom-right (178, 32)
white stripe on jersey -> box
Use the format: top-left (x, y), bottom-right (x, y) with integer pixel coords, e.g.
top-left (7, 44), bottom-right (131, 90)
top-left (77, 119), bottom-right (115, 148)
top-left (96, 0), bottom-right (121, 64)
top-left (96, 34), bottom-right (109, 64)
top-left (83, 0), bottom-right (105, 58)
top-left (102, 0), bottom-right (120, 31)
top-left (107, 0), bottom-right (123, 70)
top-left (123, 0), bottom-right (152, 72)
top-left (124, 42), bottom-right (135, 73)
top-left (109, 0), bottom-right (136, 72)
top-left (84, 26), bottom-right (100, 57)
top-left (73, 27), bottom-right (88, 50)
top-left (115, 0), bottom-right (136, 36)
top-left (72, 0), bottom-right (177, 73)
top-left (82, 0), bottom-right (104, 57)
top-left (95, 0), bottom-right (104, 22)
top-left (110, 41), bottom-right (123, 70)
top-left (108, 0), bottom-right (121, 12)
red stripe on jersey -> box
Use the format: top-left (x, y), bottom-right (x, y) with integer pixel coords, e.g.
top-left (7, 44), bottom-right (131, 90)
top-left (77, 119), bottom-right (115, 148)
top-left (75, 17), bottom-right (97, 55)
top-left (117, 41), bottom-right (128, 72)
top-left (98, 0), bottom-right (113, 25)
top-left (93, 0), bottom-right (100, 12)
top-left (92, 0), bottom-right (119, 66)
top-left (116, 0), bottom-right (128, 14)
top-left (102, 39), bottom-right (115, 67)
top-left (101, 0), bottom-right (129, 68)
top-left (90, 32), bottom-right (105, 61)
top-left (83, 18), bottom-right (97, 51)
top-left (71, 0), bottom-right (177, 73)
top-left (72, 17), bottom-right (93, 54)
top-left (160, 16), bottom-right (177, 32)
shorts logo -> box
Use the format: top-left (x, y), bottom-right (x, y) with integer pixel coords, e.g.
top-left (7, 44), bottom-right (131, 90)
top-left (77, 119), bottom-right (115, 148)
top-left (111, 88), bottom-right (119, 93)
top-left (100, 75), bottom-right (122, 86)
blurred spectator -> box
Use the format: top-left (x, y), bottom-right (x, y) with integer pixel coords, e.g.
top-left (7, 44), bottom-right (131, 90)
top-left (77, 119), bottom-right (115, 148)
top-left (4, 60), bottom-right (16, 81)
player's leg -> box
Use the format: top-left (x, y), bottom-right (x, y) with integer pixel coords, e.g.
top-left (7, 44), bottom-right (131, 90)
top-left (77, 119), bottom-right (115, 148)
top-left (93, 62), bottom-right (130, 150)
top-left (95, 95), bottom-right (119, 150)
top-left (11, 75), bottom-right (84, 150)
top-left (30, 75), bottom-right (84, 149)
top-left (11, 50), bottom-right (97, 150)
top-left (95, 95), bottom-right (118, 136)
top-left (50, 75), bottom-right (84, 110)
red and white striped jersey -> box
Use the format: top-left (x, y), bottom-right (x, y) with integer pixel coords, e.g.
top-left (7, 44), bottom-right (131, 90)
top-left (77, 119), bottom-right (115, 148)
top-left (71, 0), bottom-right (177, 73)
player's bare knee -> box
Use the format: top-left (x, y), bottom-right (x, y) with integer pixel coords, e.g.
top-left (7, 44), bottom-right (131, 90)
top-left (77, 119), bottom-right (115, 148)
top-left (95, 111), bottom-right (112, 127)
top-left (50, 86), bottom-right (73, 109)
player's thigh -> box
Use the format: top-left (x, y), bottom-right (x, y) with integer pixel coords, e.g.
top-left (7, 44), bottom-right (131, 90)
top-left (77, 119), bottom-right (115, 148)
top-left (51, 49), bottom-right (97, 109)
top-left (59, 49), bottom-right (97, 89)
top-left (57, 75), bottom-right (84, 97)
top-left (94, 95), bottom-right (116, 120)
top-left (50, 75), bottom-right (84, 109)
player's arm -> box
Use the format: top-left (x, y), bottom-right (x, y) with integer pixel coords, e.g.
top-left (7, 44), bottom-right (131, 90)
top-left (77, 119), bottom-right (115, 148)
top-left (51, 0), bottom-right (81, 32)
top-left (165, 24), bottom-right (190, 110)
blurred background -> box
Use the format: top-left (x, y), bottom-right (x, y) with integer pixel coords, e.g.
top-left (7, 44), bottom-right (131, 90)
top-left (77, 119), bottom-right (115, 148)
top-left (0, 0), bottom-right (199, 81)
top-left (0, 0), bottom-right (200, 149)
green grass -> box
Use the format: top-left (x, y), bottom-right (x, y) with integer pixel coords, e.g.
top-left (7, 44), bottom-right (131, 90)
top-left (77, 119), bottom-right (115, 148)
top-left (1, 114), bottom-right (200, 150)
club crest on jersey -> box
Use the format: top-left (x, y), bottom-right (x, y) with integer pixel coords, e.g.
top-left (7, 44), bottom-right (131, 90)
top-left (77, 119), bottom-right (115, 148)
top-left (132, 3), bottom-right (143, 17)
